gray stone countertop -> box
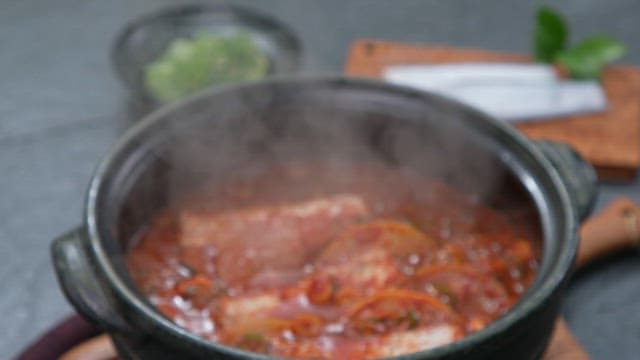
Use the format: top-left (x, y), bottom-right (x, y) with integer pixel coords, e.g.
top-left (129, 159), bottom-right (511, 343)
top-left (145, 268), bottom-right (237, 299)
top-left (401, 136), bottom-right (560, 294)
top-left (2, 1), bottom-right (639, 358)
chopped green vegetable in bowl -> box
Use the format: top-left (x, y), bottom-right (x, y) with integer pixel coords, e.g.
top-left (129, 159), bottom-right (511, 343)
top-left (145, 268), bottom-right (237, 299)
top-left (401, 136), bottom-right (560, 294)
top-left (144, 32), bottom-right (269, 102)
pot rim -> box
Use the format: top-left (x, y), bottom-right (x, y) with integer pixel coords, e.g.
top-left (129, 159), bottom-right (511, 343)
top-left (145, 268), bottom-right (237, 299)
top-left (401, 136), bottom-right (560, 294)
top-left (85, 75), bottom-right (578, 359)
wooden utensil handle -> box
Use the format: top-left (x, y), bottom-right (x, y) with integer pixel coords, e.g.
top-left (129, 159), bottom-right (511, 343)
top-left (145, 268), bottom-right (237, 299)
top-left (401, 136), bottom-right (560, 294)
top-left (545, 318), bottom-right (591, 360)
top-left (576, 197), bottom-right (640, 269)
top-left (59, 334), bottom-right (116, 360)
top-left (546, 197), bottom-right (640, 360)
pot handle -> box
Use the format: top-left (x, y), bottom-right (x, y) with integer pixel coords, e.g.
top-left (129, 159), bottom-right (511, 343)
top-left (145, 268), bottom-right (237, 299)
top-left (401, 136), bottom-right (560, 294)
top-left (51, 227), bottom-right (130, 333)
top-left (533, 140), bottom-right (598, 221)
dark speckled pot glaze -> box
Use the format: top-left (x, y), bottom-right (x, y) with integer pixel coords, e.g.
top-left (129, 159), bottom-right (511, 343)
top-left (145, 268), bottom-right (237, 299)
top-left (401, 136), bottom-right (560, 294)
top-left (52, 77), bottom-right (596, 360)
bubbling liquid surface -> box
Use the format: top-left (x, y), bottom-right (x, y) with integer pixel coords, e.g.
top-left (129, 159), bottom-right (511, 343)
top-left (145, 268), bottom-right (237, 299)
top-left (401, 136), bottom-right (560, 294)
top-left (127, 162), bottom-right (539, 359)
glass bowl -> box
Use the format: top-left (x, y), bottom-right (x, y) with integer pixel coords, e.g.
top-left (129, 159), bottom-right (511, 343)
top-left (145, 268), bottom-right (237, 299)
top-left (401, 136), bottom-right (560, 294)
top-left (111, 4), bottom-right (302, 105)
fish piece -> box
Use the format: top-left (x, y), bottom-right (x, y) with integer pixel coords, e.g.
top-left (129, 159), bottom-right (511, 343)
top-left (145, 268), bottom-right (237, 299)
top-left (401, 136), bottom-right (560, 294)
top-left (217, 292), bottom-right (281, 330)
top-left (179, 194), bottom-right (369, 283)
top-left (304, 249), bottom-right (401, 305)
top-left (372, 325), bottom-right (462, 357)
top-left (318, 219), bottom-right (436, 265)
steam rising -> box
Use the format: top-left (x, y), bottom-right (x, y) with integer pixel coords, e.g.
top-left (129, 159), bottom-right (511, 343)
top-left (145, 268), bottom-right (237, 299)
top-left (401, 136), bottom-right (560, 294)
top-left (156, 83), bottom-right (509, 210)
top-left (108, 79), bottom-right (541, 251)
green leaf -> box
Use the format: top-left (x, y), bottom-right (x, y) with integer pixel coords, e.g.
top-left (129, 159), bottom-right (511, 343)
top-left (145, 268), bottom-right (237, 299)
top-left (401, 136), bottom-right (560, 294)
top-left (557, 35), bottom-right (627, 79)
top-left (534, 5), bottom-right (569, 62)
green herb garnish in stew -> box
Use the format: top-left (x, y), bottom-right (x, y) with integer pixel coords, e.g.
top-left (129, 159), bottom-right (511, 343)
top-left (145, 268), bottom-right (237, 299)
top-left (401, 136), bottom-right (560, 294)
top-left (144, 32), bottom-right (269, 102)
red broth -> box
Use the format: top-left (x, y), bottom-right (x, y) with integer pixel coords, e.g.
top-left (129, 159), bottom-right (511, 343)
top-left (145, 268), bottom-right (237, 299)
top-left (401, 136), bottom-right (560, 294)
top-left (127, 163), bottom-right (539, 359)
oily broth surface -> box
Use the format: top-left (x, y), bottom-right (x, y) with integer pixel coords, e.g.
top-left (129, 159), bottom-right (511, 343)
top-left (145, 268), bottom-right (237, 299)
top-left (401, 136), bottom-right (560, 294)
top-left (127, 162), bottom-right (540, 359)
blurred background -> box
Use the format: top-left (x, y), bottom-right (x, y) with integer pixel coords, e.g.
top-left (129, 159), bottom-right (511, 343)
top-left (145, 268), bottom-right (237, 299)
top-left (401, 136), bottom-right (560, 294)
top-left (1, 0), bottom-right (639, 358)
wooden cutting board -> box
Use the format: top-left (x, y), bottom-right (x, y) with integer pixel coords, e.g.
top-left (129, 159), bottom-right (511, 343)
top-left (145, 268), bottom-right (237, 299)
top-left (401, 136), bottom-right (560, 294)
top-left (345, 39), bottom-right (640, 181)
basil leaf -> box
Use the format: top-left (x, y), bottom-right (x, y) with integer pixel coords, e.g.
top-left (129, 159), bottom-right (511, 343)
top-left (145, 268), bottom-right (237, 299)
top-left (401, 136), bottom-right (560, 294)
top-left (534, 6), bottom-right (568, 62)
top-left (557, 35), bottom-right (627, 79)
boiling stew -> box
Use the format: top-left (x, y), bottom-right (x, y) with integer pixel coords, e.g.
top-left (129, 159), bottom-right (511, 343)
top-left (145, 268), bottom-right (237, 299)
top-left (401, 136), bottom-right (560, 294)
top-left (127, 163), bottom-right (539, 359)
